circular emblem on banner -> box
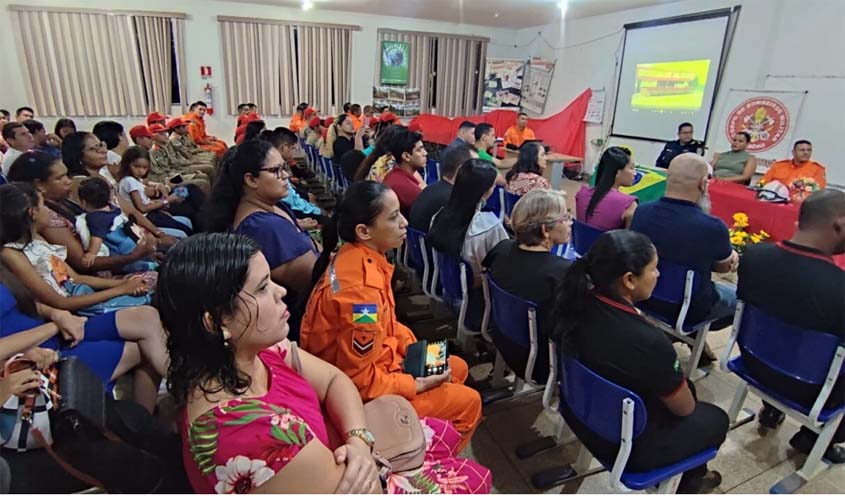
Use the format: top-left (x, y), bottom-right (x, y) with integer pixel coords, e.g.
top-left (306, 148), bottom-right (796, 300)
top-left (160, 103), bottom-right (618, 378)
top-left (726, 97), bottom-right (790, 152)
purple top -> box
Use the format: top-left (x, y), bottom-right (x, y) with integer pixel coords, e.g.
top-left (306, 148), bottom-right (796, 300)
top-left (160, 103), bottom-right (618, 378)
top-left (575, 186), bottom-right (637, 231)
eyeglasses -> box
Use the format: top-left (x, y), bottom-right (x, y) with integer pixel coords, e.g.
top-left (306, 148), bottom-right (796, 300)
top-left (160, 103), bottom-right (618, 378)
top-left (84, 141), bottom-right (107, 153)
top-left (259, 165), bottom-right (287, 179)
top-left (554, 210), bottom-right (573, 225)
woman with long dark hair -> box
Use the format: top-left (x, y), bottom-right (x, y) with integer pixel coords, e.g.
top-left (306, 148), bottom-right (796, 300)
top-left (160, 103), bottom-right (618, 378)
top-left (575, 146), bottom-right (637, 230)
top-left (353, 124), bottom-right (404, 182)
top-left (551, 230), bottom-right (728, 494)
top-left (158, 232), bottom-right (491, 494)
top-left (429, 159), bottom-right (506, 276)
top-left (505, 142), bottom-right (551, 195)
top-left (202, 139), bottom-right (318, 338)
top-left (6, 152), bottom-right (157, 273)
top-left (301, 181), bottom-right (483, 451)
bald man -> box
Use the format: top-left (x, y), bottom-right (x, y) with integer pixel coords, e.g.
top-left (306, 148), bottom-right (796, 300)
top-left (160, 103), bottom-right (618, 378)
top-left (631, 154), bottom-right (738, 362)
top-left (737, 189), bottom-right (845, 463)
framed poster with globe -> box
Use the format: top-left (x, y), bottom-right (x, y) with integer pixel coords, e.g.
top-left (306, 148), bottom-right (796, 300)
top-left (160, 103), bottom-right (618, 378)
top-left (380, 41), bottom-right (409, 85)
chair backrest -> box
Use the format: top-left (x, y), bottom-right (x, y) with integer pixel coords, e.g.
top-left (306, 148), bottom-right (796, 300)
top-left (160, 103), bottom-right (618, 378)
top-left (737, 302), bottom-right (845, 385)
top-left (550, 244), bottom-right (567, 257)
top-left (487, 275), bottom-right (537, 349)
top-left (649, 259), bottom-right (701, 306)
top-left (504, 191), bottom-right (521, 218)
top-left (405, 227), bottom-right (426, 271)
top-left (332, 162), bottom-right (346, 191)
top-left (571, 220), bottom-right (604, 256)
top-left (434, 249), bottom-right (472, 308)
top-left (483, 185), bottom-right (505, 219)
top-left (559, 354), bottom-right (648, 443)
top-left (425, 159), bottom-right (440, 185)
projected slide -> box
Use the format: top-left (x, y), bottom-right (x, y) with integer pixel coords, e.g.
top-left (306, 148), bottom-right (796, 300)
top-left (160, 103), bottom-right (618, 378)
top-left (631, 60), bottom-right (711, 111)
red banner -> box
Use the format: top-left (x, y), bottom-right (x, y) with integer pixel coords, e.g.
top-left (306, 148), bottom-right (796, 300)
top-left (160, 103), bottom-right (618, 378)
top-left (409, 89), bottom-right (592, 158)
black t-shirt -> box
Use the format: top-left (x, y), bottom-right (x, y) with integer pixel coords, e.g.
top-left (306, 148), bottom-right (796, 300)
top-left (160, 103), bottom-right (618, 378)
top-left (482, 240), bottom-right (571, 382)
top-left (737, 240), bottom-right (845, 406)
top-left (332, 136), bottom-right (354, 162)
top-left (408, 180), bottom-right (453, 232)
top-left (571, 295), bottom-right (686, 422)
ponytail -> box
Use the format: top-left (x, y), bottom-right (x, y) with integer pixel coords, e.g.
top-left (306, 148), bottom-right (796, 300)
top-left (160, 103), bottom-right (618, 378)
top-left (311, 211), bottom-right (340, 289)
top-left (551, 258), bottom-right (591, 354)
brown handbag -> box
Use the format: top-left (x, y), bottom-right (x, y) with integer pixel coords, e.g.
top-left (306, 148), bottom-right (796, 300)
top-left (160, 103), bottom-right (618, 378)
top-left (363, 395), bottom-right (425, 472)
top-left (287, 342), bottom-right (426, 472)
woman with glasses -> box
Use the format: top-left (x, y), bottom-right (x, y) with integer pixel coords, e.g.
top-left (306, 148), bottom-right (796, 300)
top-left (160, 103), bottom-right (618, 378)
top-left (61, 131), bottom-right (184, 244)
top-left (482, 189), bottom-right (572, 383)
top-left (575, 146), bottom-right (638, 230)
top-left (203, 139), bottom-right (319, 340)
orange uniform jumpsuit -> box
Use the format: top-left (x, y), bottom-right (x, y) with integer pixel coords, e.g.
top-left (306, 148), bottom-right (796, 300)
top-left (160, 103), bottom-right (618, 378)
top-left (289, 114), bottom-right (305, 134)
top-left (301, 242), bottom-right (482, 450)
top-left (503, 125), bottom-right (536, 149)
top-left (184, 112), bottom-right (227, 158)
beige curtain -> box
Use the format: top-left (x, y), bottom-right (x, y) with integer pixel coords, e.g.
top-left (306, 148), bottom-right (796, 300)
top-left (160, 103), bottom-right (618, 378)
top-left (134, 16), bottom-right (172, 113)
top-left (219, 21), bottom-right (303, 115)
top-left (297, 25), bottom-right (350, 114)
top-left (12, 9), bottom-right (184, 116)
top-left (377, 30), bottom-right (433, 113)
top-left (435, 37), bottom-right (487, 116)
top-left (171, 19), bottom-right (189, 114)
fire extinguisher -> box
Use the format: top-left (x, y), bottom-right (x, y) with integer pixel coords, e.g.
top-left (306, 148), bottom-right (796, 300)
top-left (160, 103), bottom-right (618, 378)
top-left (203, 83), bottom-right (214, 115)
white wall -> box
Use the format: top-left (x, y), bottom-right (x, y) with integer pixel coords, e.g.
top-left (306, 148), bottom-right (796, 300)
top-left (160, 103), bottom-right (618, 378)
top-left (0, 0), bottom-right (520, 140)
top-left (513, 0), bottom-right (842, 183)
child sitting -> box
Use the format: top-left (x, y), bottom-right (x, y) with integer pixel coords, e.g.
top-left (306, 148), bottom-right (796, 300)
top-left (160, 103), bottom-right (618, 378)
top-left (117, 147), bottom-right (193, 238)
top-left (77, 177), bottom-right (157, 273)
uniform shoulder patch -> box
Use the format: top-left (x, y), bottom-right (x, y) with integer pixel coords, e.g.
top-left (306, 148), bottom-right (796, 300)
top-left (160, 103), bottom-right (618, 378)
top-left (352, 304), bottom-right (378, 324)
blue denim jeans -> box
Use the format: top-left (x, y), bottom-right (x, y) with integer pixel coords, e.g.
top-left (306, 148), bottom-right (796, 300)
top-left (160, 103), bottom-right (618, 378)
top-left (707, 282), bottom-right (738, 330)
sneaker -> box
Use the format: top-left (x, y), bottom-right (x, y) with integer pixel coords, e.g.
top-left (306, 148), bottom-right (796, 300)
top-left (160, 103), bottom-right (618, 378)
top-left (789, 431), bottom-right (845, 464)
top-left (758, 405), bottom-right (785, 430)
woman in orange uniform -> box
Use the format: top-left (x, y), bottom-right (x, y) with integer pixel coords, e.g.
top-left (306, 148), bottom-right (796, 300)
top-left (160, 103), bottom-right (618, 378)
top-left (300, 181), bottom-right (482, 450)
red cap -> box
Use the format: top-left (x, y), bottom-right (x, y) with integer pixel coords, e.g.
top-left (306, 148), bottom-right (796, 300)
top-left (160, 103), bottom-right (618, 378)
top-left (308, 116), bottom-right (322, 129)
top-left (148, 123), bottom-right (168, 134)
top-left (322, 117), bottom-right (335, 127)
top-left (304, 107), bottom-right (316, 119)
top-left (146, 112), bottom-right (168, 125)
top-left (381, 112), bottom-right (399, 124)
top-left (408, 121), bottom-right (423, 134)
top-left (166, 117), bottom-right (188, 130)
top-left (129, 125), bottom-right (152, 139)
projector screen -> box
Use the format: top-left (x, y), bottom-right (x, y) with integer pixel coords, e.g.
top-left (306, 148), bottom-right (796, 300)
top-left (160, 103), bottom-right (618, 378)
top-left (611, 11), bottom-right (731, 143)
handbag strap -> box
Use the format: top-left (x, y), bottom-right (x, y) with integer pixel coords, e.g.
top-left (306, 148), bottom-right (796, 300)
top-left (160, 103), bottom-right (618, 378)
top-left (31, 428), bottom-right (106, 490)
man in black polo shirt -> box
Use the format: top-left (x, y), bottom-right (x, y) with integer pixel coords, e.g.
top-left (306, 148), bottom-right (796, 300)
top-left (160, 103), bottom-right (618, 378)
top-left (631, 154), bottom-right (738, 335)
top-left (655, 122), bottom-right (705, 169)
top-left (737, 189), bottom-right (845, 463)
top-left (408, 143), bottom-right (476, 232)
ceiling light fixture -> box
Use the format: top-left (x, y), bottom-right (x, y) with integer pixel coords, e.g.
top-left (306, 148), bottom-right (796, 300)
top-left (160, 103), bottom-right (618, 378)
top-left (558, 0), bottom-right (569, 18)
top-left (301, 0), bottom-right (313, 11)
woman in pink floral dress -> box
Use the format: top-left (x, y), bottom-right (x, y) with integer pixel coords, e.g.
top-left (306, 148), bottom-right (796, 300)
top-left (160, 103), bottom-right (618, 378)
top-left (506, 142), bottom-right (551, 196)
top-left (156, 233), bottom-right (492, 494)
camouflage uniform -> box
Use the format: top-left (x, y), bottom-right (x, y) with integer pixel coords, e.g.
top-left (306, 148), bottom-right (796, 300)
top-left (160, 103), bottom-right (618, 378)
top-left (170, 133), bottom-right (217, 166)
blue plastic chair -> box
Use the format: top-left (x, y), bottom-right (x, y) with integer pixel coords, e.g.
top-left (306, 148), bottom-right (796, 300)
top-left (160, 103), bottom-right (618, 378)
top-left (425, 159), bottom-right (441, 185)
top-left (481, 275), bottom-right (556, 401)
top-left (720, 301), bottom-right (845, 493)
top-left (483, 185), bottom-right (506, 219)
top-left (556, 355), bottom-right (718, 493)
top-left (432, 248), bottom-right (482, 349)
top-left (571, 220), bottom-right (604, 257)
top-left (332, 162), bottom-right (348, 194)
top-left (638, 259), bottom-right (714, 380)
top-left (404, 228), bottom-right (435, 297)
top-left (504, 190), bottom-right (521, 218)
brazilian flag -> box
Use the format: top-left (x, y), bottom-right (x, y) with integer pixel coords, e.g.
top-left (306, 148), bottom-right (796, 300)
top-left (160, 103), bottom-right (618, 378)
top-left (352, 304), bottom-right (378, 324)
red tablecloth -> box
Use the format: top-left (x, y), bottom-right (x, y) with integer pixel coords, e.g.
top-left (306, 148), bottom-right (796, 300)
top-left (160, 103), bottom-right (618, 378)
top-left (709, 180), bottom-right (845, 268)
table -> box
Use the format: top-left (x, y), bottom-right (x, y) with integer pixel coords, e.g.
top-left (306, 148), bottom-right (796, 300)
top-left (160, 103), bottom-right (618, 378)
top-left (589, 165), bottom-right (667, 204)
top-left (709, 180), bottom-right (845, 268)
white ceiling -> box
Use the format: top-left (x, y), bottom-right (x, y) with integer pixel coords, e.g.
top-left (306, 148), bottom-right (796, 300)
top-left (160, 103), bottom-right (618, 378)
top-left (224, 0), bottom-right (688, 29)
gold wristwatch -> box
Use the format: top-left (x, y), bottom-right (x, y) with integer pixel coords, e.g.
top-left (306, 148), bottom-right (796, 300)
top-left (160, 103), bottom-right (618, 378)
top-left (345, 428), bottom-right (376, 450)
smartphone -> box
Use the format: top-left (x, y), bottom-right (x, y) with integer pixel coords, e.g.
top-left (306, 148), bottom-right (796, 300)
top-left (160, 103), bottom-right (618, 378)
top-left (424, 340), bottom-right (448, 376)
